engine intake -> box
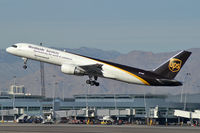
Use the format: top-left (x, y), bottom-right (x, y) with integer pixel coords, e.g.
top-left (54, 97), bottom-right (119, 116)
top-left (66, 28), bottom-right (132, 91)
top-left (61, 64), bottom-right (85, 76)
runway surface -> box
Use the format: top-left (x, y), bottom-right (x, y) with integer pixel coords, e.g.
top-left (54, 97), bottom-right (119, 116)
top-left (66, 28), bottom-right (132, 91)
top-left (0, 124), bottom-right (199, 133)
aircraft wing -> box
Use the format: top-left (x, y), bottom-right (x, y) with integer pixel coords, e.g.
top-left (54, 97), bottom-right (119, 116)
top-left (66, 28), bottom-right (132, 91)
top-left (79, 64), bottom-right (103, 76)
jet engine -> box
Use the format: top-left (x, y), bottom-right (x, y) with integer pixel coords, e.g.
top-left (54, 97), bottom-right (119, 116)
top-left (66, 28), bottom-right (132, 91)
top-left (61, 64), bottom-right (85, 76)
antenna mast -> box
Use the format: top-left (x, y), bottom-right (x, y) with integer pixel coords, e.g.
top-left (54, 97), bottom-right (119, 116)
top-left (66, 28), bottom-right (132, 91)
top-left (40, 43), bottom-right (45, 97)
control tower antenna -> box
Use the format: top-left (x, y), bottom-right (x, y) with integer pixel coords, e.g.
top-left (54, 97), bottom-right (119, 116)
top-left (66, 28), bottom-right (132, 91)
top-left (40, 43), bottom-right (45, 97)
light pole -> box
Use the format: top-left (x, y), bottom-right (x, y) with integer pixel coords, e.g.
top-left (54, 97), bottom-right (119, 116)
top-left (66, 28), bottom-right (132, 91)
top-left (143, 89), bottom-right (148, 125)
top-left (112, 87), bottom-right (117, 110)
top-left (183, 73), bottom-right (191, 111)
top-left (52, 75), bottom-right (56, 112)
top-left (13, 76), bottom-right (16, 109)
top-left (13, 76), bottom-right (16, 122)
top-left (61, 81), bottom-right (64, 101)
top-left (181, 73), bottom-right (191, 103)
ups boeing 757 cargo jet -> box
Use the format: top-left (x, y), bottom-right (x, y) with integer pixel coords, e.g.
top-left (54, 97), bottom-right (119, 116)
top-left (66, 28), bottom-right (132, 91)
top-left (6, 43), bottom-right (191, 86)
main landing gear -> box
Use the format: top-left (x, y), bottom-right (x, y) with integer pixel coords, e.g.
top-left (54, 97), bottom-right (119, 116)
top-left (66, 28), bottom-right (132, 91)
top-left (22, 58), bottom-right (28, 69)
top-left (86, 76), bottom-right (100, 86)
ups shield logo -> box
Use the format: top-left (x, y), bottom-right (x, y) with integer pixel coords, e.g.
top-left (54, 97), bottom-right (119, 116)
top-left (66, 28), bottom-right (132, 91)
top-left (169, 58), bottom-right (182, 72)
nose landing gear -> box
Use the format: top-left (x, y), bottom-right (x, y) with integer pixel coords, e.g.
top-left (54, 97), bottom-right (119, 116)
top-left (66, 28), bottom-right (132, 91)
top-left (22, 58), bottom-right (28, 69)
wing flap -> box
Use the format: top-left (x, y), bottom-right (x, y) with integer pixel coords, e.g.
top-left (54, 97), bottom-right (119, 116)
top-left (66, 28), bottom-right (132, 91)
top-left (79, 64), bottom-right (103, 76)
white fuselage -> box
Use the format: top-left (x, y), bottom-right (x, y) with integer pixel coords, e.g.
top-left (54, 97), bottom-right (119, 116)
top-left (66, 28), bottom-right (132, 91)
top-left (6, 43), bottom-right (148, 85)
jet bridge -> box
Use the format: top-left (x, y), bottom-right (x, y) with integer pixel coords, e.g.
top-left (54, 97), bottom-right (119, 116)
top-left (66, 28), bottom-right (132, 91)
top-left (174, 110), bottom-right (200, 119)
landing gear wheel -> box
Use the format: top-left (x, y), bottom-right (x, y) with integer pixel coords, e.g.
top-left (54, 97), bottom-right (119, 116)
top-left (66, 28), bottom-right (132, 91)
top-left (90, 81), bottom-right (95, 86)
top-left (23, 65), bottom-right (27, 69)
top-left (86, 80), bottom-right (91, 84)
top-left (94, 76), bottom-right (98, 81)
top-left (94, 82), bottom-right (99, 86)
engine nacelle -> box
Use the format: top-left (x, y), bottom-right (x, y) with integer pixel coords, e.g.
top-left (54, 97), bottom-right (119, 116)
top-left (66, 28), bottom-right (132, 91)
top-left (61, 64), bottom-right (85, 76)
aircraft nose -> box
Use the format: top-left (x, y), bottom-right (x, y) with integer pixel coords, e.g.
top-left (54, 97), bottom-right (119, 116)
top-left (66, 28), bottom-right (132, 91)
top-left (6, 47), bottom-right (13, 53)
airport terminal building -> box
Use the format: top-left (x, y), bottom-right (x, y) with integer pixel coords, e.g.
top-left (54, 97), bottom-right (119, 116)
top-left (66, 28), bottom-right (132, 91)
top-left (0, 85), bottom-right (200, 124)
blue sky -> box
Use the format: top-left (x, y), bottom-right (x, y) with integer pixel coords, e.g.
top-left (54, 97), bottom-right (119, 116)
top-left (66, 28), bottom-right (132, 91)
top-left (0, 0), bottom-right (199, 53)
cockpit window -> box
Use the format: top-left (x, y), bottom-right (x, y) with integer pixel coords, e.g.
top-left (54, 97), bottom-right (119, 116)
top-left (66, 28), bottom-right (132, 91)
top-left (12, 45), bottom-right (17, 48)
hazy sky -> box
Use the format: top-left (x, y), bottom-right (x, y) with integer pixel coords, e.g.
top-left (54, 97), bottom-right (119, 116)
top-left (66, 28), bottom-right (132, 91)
top-left (0, 0), bottom-right (199, 53)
